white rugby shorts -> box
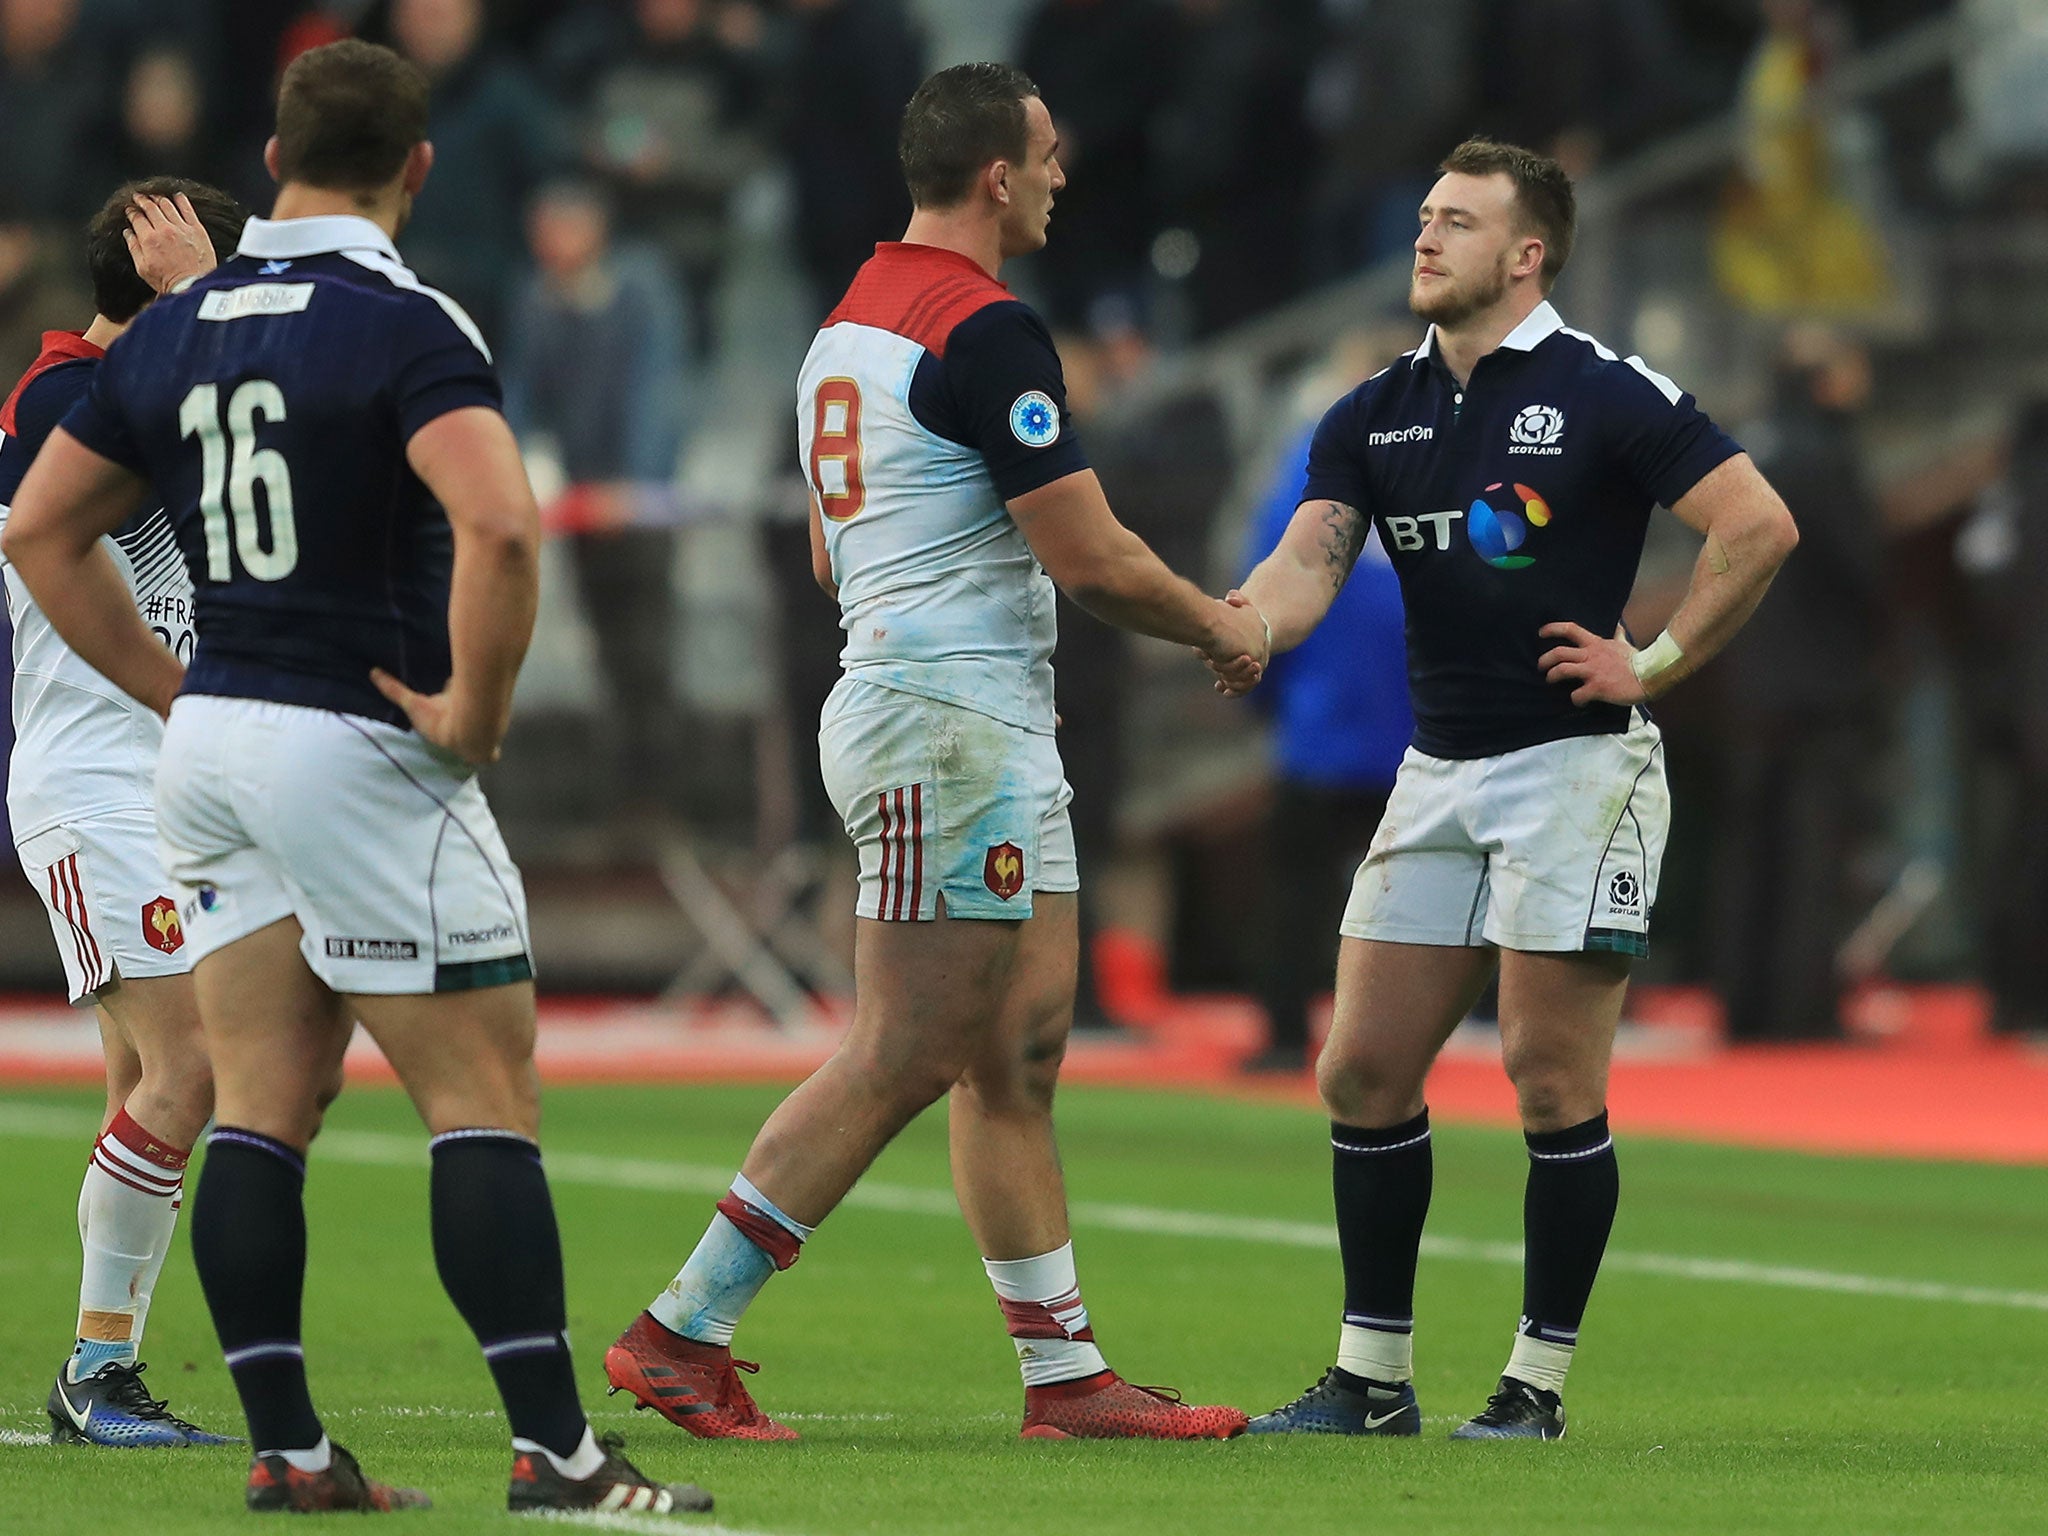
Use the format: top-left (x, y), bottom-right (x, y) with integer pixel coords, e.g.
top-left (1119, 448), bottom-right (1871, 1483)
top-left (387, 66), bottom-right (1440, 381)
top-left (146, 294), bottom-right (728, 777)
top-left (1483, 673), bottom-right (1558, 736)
top-left (1342, 711), bottom-right (1669, 957)
top-left (819, 678), bottom-right (1077, 922)
top-left (153, 695), bottom-right (533, 995)
top-left (17, 808), bottom-right (190, 1004)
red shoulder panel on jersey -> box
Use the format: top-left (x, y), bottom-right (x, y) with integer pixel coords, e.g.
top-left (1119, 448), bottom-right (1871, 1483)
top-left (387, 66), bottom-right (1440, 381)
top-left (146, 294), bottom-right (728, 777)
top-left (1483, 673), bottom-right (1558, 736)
top-left (823, 243), bottom-right (1011, 358)
top-left (0, 330), bottom-right (104, 437)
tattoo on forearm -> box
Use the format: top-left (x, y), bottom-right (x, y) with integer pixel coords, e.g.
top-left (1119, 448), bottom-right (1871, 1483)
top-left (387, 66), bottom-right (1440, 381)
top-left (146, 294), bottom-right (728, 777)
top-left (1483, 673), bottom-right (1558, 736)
top-left (1314, 501), bottom-right (1366, 592)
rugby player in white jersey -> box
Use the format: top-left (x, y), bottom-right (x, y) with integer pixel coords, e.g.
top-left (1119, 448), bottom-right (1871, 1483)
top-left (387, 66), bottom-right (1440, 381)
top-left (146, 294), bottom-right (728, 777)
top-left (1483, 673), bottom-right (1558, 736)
top-left (0, 180), bottom-right (248, 1447)
top-left (604, 63), bottom-right (1266, 1441)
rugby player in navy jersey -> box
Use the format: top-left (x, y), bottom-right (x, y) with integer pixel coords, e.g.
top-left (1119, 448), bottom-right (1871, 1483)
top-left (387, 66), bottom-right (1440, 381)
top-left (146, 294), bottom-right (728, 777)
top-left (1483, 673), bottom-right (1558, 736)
top-left (1226, 139), bottom-right (1798, 1439)
top-left (3, 40), bottom-right (708, 1515)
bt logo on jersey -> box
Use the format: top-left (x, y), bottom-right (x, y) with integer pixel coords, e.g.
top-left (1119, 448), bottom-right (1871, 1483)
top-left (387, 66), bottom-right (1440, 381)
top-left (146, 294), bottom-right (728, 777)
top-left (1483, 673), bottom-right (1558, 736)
top-left (1467, 482), bottom-right (1553, 569)
top-left (1383, 482), bottom-right (1554, 568)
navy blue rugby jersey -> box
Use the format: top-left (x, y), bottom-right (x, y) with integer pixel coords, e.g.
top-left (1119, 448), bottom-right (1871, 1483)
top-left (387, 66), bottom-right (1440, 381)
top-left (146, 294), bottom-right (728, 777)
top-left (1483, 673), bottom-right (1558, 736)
top-left (59, 214), bottom-right (501, 728)
top-left (1302, 302), bottom-right (1740, 760)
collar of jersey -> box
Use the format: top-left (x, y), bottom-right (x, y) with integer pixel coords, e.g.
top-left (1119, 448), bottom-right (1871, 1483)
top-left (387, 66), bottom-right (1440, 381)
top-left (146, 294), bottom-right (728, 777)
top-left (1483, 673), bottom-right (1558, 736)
top-left (235, 214), bottom-right (401, 264)
top-left (1412, 300), bottom-right (1563, 368)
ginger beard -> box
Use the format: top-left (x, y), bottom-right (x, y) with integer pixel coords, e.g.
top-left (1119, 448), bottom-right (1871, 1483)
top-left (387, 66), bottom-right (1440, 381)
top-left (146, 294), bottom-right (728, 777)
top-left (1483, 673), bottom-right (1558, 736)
top-left (1409, 245), bottom-right (1513, 330)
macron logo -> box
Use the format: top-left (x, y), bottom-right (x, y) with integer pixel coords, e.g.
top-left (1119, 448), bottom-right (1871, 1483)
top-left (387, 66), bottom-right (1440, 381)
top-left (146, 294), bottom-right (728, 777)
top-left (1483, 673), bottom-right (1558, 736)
top-left (1368, 425), bottom-right (1434, 447)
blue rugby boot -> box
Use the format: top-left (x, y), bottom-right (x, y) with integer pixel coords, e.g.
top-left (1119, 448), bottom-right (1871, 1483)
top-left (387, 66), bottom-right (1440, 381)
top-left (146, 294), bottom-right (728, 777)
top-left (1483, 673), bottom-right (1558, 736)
top-left (1450, 1376), bottom-right (1566, 1441)
top-left (1246, 1368), bottom-right (1421, 1436)
top-left (48, 1361), bottom-right (240, 1447)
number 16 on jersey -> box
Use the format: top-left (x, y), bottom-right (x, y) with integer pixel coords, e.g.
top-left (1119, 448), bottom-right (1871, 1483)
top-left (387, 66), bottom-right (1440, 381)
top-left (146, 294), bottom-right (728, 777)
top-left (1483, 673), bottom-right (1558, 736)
top-left (178, 380), bottom-right (299, 582)
top-left (808, 377), bottom-right (865, 522)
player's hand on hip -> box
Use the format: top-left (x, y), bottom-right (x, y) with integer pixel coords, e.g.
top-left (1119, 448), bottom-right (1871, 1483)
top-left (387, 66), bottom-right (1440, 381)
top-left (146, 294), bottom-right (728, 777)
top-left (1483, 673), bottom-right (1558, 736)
top-left (371, 667), bottom-right (503, 766)
top-left (1198, 593), bottom-right (1267, 697)
top-left (1538, 621), bottom-right (1647, 707)
top-left (125, 193), bottom-right (218, 297)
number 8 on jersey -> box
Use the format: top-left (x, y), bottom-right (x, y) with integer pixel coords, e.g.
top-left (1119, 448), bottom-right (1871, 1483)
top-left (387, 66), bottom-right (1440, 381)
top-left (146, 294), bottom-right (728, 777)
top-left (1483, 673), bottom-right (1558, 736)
top-left (809, 378), bottom-right (865, 522)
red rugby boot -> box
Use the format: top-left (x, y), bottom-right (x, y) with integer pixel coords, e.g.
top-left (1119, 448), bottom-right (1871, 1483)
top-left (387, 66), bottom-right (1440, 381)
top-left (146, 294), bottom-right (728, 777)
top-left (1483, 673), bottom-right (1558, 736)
top-left (1019, 1370), bottom-right (1249, 1440)
top-left (603, 1311), bottom-right (799, 1442)
top-left (245, 1443), bottom-right (432, 1512)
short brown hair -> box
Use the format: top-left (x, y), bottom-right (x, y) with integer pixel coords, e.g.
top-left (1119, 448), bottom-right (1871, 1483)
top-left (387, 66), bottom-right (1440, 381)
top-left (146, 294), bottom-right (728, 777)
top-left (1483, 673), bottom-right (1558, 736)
top-left (274, 39), bottom-right (429, 193)
top-left (1439, 138), bottom-right (1576, 289)
top-left (898, 63), bottom-right (1039, 210)
top-left (87, 178), bottom-right (249, 323)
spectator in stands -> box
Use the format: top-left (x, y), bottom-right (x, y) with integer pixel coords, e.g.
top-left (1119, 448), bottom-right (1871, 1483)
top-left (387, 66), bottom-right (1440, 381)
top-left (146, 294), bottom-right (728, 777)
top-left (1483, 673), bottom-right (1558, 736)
top-left (778, 0), bottom-right (922, 319)
top-left (570, 0), bottom-right (773, 353)
top-left (1055, 305), bottom-right (1232, 1025)
top-left (1017, 0), bottom-right (1174, 327)
top-left (502, 178), bottom-right (692, 822)
top-left (1150, 0), bottom-right (1319, 334)
top-left (387, 0), bottom-right (571, 343)
top-left (1964, 397), bottom-right (2048, 1037)
top-left (1713, 0), bottom-right (1892, 316)
top-left (1470, 0), bottom-right (1703, 170)
top-left (99, 47), bottom-right (214, 189)
top-left (1707, 326), bottom-right (1884, 1040)
top-left (0, 191), bottom-right (91, 382)
top-left (1241, 338), bottom-right (1413, 1072)
top-left (1305, 0), bottom-right (1479, 275)
top-left (0, 0), bottom-right (111, 223)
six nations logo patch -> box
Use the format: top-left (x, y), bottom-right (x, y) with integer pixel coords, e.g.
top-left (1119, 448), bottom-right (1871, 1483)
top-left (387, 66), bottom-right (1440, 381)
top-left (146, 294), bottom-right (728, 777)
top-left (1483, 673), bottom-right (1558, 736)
top-left (1010, 391), bottom-right (1060, 447)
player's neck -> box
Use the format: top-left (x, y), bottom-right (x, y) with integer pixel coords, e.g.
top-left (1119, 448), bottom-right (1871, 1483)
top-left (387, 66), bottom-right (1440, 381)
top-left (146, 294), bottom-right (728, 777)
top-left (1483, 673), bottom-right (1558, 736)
top-left (268, 184), bottom-right (404, 241)
top-left (899, 209), bottom-right (1005, 280)
top-left (1431, 291), bottom-right (1546, 387)
top-left (81, 315), bottom-right (125, 349)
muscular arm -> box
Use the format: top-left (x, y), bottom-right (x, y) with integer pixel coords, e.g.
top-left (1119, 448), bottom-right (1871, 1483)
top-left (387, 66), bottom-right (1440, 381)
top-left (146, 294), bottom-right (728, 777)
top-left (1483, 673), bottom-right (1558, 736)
top-left (1008, 468), bottom-right (1264, 679)
top-left (1539, 452), bottom-right (1800, 705)
top-left (1239, 498), bottom-right (1368, 653)
top-left (1652, 452), bottom-right (1801, 686)
top-left (1, 428), bottom-right (180, 716)
top-left (373, 407), bottom-right (541, 764)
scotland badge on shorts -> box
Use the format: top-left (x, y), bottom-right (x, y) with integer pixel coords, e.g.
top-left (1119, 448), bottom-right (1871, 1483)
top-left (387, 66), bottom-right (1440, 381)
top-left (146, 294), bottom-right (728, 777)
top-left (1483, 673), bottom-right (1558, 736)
top-left (1009, 391), bottom-right (1060, 447)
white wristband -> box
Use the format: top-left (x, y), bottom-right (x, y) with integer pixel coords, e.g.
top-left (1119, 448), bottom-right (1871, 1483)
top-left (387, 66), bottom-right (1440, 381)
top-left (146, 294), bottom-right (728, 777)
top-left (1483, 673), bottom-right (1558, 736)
top-left (1629, 629), bottom-right (1684, 686)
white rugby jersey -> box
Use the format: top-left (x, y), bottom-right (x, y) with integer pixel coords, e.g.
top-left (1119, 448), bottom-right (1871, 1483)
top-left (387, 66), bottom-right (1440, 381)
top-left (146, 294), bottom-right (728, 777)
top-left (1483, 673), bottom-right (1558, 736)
top-left (0, 332), bottom-right (188, 841)
top-left (798, 243), bottom-right (1088, 733)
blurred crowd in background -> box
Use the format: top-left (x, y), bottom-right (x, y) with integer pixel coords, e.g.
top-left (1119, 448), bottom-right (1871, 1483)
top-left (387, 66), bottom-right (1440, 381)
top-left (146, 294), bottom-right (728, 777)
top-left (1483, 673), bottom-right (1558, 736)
top-left (3, 0), bottom-right (2048, 1053)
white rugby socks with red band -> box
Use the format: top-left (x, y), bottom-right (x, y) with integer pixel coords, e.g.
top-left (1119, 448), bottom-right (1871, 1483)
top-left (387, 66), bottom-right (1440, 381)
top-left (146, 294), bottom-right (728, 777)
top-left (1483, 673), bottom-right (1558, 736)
top-left (984, 1243), bottom-right (1109, 1388)
top-left (72, 1109), bottom-right (189, 1381)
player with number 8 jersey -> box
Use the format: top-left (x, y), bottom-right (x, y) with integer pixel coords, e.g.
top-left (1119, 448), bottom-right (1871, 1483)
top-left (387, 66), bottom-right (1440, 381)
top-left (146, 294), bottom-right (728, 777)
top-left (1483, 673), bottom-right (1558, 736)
top-left (605, 63), bottom-right (1262, 1446)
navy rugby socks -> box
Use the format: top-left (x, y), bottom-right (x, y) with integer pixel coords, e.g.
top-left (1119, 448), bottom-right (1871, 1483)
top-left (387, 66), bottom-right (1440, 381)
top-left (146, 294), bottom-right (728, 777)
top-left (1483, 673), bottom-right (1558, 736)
top-left (191, 1128), bottom-right (325, 1453)
top-left (1513, 1110), bottom-right (1618, 1389)
top-left (429, 1130), bottom-right (588, 1459)
top-left (1330, 1110), bottom-right (1433, 1385)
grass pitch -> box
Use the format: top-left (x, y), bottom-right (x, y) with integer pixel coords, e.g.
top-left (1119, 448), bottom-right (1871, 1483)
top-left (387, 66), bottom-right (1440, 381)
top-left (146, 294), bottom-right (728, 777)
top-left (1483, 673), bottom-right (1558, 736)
top-left (0, 1082), bottom-right (2043, 1534)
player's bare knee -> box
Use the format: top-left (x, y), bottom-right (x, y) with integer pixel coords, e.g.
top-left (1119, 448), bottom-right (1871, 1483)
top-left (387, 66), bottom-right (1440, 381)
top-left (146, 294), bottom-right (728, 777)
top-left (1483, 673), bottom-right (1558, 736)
top-left (1316, 1042), bottom-right (1424, 1125)
top-left (1505, 1060), bottom-right (1599, 1131)
top-left (954, 1036), bottom-right (1061, 1119)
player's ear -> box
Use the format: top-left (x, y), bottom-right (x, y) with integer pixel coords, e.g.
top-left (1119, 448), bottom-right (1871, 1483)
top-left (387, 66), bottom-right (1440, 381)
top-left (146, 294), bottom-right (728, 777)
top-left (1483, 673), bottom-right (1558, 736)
top-left (988, 159), bottom-right (1011, 207)
top-left (403, 141), bottom-right (435, 198)
top-left (263, 136), bottom-right (282, 184)
top-left (1515, 236), bottom-right (1545, 282)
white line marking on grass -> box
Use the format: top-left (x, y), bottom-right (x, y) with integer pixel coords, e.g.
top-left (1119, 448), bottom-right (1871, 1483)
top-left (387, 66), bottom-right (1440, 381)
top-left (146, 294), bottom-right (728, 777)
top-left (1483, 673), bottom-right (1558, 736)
top-left (0, 1429), bottom-right (53, 1446)
top-left (3, 1102), bottom-right (2045, 1315)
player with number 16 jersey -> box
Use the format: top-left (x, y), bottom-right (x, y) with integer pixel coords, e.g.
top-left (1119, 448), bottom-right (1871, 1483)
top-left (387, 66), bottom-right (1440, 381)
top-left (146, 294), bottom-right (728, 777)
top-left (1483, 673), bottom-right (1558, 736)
top-left (52, 205), bottom-right (531, 993)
